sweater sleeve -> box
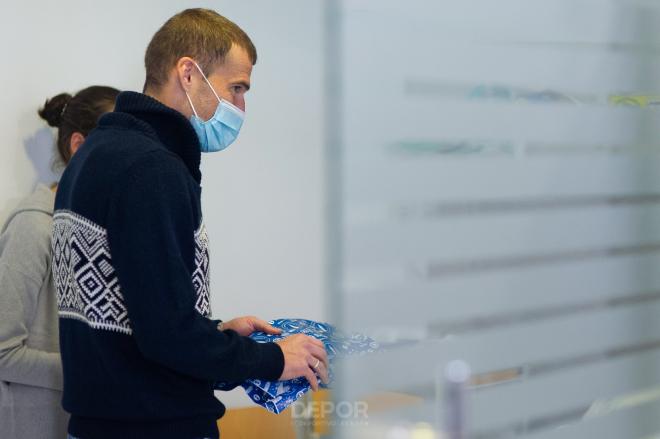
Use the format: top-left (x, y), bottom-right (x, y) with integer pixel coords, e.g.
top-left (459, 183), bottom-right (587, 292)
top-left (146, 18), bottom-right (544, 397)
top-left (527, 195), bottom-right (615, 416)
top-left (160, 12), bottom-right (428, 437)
top-left (0, 212), bottom-right (63, 391)
top-left (105, 158), bottom-right (284, 383)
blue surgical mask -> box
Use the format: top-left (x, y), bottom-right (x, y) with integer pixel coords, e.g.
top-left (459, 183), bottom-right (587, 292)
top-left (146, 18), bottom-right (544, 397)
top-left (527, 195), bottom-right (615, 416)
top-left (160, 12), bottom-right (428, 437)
top-left (185, 62), bottom-right (245, 153)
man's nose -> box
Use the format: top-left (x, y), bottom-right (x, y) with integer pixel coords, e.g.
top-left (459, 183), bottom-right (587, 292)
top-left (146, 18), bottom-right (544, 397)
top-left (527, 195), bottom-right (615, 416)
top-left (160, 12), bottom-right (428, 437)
top-left (234, 97), bottom-right (246, 112)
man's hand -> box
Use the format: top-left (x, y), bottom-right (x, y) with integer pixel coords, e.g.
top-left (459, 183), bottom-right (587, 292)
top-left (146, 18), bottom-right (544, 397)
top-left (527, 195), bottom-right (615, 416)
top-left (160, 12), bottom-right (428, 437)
top-left (276, 334), bottom-right (330, 391)
top-left (220, 316), bottom-right (282, 337)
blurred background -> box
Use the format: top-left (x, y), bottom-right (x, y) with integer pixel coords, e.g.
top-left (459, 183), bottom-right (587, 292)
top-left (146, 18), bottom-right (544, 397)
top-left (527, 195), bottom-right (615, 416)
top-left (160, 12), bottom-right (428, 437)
top-left (6, 0), bottom-right (660, 438)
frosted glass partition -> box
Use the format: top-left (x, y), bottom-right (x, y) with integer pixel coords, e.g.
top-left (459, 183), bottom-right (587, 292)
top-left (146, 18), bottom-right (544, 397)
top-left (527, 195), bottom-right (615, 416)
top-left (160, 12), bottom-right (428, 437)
top-left (325, 1), bottom-right (660, 438)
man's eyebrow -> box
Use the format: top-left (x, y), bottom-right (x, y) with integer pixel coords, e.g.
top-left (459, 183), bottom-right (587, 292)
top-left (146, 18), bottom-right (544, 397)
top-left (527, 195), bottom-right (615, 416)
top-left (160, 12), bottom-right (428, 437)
top-left (234, 80), bottom-right (251, 91)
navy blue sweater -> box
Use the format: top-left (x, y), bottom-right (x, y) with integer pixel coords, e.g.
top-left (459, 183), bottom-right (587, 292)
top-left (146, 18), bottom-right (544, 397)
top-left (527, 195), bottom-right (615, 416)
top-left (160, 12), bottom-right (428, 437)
top-left (52, 91), bottom-right (284, 439)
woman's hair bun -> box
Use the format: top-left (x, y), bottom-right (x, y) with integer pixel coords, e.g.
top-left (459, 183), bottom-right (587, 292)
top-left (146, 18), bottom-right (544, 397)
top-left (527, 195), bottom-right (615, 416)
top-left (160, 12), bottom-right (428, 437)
top-left (38, 93), bottom-right (73, 128)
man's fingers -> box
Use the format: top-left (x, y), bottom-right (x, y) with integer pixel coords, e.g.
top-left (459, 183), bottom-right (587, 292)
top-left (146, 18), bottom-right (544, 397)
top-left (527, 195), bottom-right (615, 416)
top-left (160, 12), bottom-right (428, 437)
top-left (304, 367), bottom-right (319, 391)
top-left (314, 359), bottom-right (330, 385)
top-left (308, 344), bottom-right (329, 371)
top-left (252, 318), bottom-right (282, 334)
top-left (307, 355), bottom-right (330, 386)
top-left (306, 335), bottom-right (324, 349)
top-left (264, 324), bottom-right (282, 334)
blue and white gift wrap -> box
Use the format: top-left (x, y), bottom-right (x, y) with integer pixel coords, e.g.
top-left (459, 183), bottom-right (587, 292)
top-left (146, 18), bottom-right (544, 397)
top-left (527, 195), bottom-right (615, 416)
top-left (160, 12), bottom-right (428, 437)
top-left (214, 319), bottom-right (379, 414)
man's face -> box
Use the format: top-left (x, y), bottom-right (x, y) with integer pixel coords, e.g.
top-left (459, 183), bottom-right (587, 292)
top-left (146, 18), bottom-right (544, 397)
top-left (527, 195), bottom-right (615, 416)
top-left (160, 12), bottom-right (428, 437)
top-left (192, 43), bottom-right (253, 121)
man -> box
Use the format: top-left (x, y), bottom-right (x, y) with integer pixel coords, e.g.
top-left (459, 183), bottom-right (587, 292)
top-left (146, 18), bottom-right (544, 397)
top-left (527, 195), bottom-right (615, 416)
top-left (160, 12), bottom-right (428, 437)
top-left (52, 9), bottom-right (328, 439)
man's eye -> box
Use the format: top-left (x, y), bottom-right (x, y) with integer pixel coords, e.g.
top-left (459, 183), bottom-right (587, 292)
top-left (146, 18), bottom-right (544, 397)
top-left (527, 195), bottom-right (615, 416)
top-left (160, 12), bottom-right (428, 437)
top-left (233, 86), bottom-right (243, 94)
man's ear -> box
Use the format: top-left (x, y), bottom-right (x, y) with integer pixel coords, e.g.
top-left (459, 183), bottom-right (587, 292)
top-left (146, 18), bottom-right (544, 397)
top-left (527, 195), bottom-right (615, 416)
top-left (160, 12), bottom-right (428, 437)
top-left (69, 132), bottom-right (85, 157)
top-left (176, 57), bottom-right (197, 92)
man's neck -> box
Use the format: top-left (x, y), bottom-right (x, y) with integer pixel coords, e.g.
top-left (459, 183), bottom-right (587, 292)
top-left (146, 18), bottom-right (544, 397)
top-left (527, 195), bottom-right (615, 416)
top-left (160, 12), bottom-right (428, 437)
top-left (144, 86), bottom-right (191, 120)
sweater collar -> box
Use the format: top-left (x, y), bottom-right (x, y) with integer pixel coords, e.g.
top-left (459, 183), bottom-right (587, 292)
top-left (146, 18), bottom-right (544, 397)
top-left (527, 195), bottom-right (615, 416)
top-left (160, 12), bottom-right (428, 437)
top-left (112, 91), bottom-right (202, 183)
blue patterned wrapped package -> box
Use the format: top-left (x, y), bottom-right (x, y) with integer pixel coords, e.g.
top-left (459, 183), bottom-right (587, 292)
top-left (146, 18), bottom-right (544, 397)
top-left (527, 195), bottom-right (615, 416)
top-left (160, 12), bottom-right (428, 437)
top-left (214, 318), bottom-right (379, 414)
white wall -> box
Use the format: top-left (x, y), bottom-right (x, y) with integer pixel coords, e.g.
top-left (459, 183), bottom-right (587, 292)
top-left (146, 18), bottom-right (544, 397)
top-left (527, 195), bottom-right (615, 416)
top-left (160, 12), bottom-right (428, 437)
top-left (0, 1), bottom-right (325, 407)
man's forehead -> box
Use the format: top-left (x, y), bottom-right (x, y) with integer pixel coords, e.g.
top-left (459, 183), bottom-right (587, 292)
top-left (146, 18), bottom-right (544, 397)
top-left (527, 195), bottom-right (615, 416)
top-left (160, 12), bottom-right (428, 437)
top-left (216, 44), bottom-right (253, 78)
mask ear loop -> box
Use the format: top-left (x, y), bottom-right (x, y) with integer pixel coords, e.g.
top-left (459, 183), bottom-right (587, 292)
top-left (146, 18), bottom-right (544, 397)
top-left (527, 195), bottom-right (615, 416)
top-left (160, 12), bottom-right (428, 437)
top-left (185, 92), bottom-right (200, 118)
top-left (192, 60), bottom-right (222, 103)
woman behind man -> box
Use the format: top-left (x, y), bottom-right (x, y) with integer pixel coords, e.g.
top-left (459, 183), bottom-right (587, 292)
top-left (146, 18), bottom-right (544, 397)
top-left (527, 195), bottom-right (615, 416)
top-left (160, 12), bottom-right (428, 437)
top-left (0, 85), bottom-right (119, 439)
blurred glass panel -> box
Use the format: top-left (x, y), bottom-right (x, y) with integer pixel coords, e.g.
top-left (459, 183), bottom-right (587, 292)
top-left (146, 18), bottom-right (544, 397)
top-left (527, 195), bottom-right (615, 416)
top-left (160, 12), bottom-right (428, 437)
top-left (325, 0), bottom-right (660, 438)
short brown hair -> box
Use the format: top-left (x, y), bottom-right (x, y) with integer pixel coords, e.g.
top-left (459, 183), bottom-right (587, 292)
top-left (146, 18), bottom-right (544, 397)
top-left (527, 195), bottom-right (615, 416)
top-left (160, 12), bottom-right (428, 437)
top-left (144, 8), bottom-right (257, 91)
